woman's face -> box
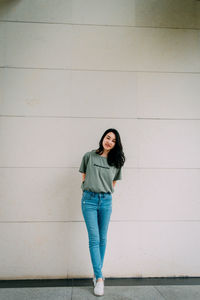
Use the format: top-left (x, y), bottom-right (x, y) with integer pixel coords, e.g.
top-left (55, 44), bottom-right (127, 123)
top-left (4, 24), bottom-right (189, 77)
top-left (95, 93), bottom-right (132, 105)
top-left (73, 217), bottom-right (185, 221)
top-left (102, 132), bottom-right (116, 151)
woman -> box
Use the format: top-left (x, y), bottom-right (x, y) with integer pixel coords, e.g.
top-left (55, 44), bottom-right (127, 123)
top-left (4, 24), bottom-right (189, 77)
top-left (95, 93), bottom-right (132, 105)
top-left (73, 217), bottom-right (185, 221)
top-left (79, 128), bottom-right (125, 296)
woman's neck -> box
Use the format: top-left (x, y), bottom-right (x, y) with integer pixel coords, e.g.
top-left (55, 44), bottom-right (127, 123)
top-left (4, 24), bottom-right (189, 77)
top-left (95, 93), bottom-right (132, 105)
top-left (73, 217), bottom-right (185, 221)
top-left (100, 150), bottom-right (109, 157)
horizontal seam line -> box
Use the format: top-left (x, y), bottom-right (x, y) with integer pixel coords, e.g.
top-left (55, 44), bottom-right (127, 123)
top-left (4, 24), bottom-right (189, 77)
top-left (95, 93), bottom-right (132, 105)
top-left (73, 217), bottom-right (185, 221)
top-left (1, 220), bottom-right (200, 223)
top-left (0, 167), bottom-right (200, 169)
top-left (0, 20), bottom-right (200, 30)
top-left (1, 66), bottom-right (200, 74)
top-left (0, 115), bottom-right (200, 120)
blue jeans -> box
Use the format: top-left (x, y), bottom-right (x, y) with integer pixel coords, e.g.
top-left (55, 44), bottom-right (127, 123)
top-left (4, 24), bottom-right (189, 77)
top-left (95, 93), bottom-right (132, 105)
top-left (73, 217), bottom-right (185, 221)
top-left (81, 190), bottom-right (112, 280)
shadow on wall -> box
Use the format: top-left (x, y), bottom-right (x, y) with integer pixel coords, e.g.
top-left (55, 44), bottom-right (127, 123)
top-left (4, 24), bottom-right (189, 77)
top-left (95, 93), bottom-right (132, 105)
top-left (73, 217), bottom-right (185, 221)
top-left (133, 0), bottom-right (198, 29)
top-left (0, 0), bottom-right (198, 28)
top-left (0, 0), bottom-right (21, 19)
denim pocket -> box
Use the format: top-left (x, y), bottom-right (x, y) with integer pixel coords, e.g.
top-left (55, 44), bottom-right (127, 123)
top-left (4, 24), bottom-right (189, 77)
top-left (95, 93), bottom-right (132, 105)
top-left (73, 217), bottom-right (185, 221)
top-left (81, 196), bottom-right (92, 208)
top-left (82, 191), bottom-right (92, 201)
top-left (102, 194), bottom-right (112, 208)
top-left (104, 193), bottom-right (112, 201)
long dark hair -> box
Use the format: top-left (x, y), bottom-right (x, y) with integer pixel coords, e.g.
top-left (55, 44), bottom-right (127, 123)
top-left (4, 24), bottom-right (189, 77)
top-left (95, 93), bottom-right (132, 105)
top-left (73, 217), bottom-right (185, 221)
top-left (96, 128), bottom-right (125, 168)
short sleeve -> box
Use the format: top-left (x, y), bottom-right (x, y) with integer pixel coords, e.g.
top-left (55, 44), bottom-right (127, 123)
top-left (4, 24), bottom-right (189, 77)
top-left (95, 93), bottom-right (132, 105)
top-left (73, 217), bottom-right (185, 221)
top-left (114, 167), bottom-right (122, 181)
top-left (79, 151), bottom-right (90, 173)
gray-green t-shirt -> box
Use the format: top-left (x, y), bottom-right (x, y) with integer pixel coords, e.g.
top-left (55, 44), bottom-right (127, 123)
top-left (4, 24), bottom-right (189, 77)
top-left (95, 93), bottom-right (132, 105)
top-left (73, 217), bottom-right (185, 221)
top-left (79, 149), bottom-right (122, 194)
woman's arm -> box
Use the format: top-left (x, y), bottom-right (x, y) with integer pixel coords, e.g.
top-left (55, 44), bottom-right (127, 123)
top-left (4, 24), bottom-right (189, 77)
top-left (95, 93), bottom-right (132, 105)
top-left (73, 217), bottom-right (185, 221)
top-left (113, 180), bottom-right (116, 188)
top-left (82, 173), bottom-right (86, 182)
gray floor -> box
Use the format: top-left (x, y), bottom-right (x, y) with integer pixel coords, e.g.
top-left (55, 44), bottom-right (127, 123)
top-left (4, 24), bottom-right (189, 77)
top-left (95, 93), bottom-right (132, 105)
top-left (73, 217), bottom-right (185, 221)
top-left (1, 285), bottom-right (200, 300)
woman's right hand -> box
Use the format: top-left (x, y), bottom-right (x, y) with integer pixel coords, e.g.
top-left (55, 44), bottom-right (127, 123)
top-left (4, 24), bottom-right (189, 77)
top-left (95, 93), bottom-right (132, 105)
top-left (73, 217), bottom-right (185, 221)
top-left (82, 173), bottom-right (86, 183)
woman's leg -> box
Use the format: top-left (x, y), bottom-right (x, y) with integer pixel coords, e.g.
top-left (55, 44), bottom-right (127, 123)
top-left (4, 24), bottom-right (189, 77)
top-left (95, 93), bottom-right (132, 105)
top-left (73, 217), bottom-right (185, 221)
top-left (81, 197), bottom-right (103, 280)
top-left (98, 194), bottom-right (112, 270)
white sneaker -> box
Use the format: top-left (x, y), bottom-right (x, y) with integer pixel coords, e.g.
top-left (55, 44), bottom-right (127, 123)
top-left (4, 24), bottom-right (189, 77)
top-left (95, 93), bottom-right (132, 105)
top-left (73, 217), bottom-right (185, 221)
top-left (94, 279), bottom-right (104, 296)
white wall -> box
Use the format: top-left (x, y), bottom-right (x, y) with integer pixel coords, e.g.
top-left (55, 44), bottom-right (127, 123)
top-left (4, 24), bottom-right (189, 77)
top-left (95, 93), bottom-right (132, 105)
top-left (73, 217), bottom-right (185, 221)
top-left (0, 0), bottom-right (200, 279)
